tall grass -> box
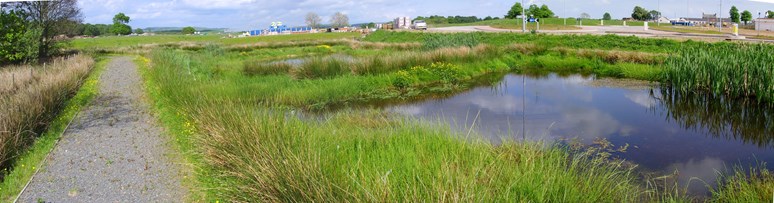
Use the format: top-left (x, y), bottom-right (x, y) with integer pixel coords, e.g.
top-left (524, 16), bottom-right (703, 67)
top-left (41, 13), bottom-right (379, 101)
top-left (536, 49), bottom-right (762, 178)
top-left (663, 43), bottom-right (774, 102)
top-left (143, 51), bottom-right (649, 200)
top-left (712, 167), bottom-right (774, 202)
top-left (0, 55), bottom-right (94, 170)
top-left (423, 32), bottom-right (481, 49)
top-left (243, 61), bottom-right (293, 76)
top-left (292, 45), bottom-right (501, 79)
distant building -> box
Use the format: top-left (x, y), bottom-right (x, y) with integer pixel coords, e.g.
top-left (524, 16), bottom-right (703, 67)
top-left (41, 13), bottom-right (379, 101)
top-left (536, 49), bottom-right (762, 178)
top-left (656, 16), bottom-right (670, 24)
top-left (755, 18), bottom-right (774, 31)
top-left (394, 17), bottom-right (411, 29)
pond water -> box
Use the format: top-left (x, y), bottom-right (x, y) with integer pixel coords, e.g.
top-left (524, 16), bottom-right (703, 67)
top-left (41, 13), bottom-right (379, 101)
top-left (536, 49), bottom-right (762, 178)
top-left (386, 74), bottom-right (774, 195)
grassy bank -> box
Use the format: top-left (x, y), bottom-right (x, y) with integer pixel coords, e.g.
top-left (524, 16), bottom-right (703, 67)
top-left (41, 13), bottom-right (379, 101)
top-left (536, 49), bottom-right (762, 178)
top-left (0, 55), bottom-right (104, 201)
top-left (364, 30), bottom-right (699, 53)
top-left (144, 48), bottom-right (665, 202)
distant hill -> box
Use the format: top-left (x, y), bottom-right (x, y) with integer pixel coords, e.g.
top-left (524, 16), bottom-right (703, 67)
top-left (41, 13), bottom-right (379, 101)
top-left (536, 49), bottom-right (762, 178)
top-left (143, 27), bottom-right (226, 33)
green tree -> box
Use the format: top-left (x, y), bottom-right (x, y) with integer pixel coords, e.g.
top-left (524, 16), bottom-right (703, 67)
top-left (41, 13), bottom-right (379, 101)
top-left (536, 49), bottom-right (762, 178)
top-left (11, 0), bottom-right (82, 62)
top-left (484, 16), bottom-right (493, 21)
top-left (505, 2), bottom-right (523, 19)
top-left (111, 13), bottom-right (131, 35)
top-left (769, 10), bottom-right (774, 18)
top-left (82, 24), bottom-right (100, 36)
top-left (730, 6), bottom-right (740, 23)
top-left (741, 10), bottom-right (752, 24)
top-left (539, 5), bottom-right (554, 18)
top-left (1, 9), bottom-right (30, 64)
top-left (632, 6), bottom-right (649, 21)
top-left (134, 28), bottom-right (144, 34)
top-left (182, 26), bottom-right (196, 35)
top-left (527, 4), bottom-right (540, 17)
top-left (648, 10), bottom-right (661, 21)
top-left (603, 12), bottom-right (612, 20)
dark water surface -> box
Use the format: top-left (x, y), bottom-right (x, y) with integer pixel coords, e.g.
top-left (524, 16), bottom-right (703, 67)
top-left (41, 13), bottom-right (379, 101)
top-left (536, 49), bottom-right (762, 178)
top-left (386, 74), bottom-right (774, 194)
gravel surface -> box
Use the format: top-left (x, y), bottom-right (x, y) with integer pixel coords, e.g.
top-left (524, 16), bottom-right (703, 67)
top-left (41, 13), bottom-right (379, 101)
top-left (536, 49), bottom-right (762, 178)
top-left (18, 57), bottom-right (186, 202)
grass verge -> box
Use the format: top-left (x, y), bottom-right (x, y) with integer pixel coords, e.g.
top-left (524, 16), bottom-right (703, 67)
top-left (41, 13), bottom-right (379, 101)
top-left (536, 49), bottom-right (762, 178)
top-left (136, 55), bottom-right (216, 202)
top-left (0, 55), bottom-right (106, 202)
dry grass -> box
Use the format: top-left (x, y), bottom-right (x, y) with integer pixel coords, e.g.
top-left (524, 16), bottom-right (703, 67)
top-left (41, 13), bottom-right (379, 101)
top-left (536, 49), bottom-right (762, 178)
top-left (0, 55), bottom-right (94, 169)
top-left (555, 47), bottom-right (666, 64)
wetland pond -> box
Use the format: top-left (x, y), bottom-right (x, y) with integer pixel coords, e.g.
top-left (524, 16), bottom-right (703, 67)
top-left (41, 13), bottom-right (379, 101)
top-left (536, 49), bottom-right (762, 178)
top-left (381, 73), bottom-right (774, 195)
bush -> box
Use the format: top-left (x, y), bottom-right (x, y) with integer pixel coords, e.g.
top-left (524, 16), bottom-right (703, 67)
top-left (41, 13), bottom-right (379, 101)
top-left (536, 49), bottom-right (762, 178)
top-left (392, 70), bottom-right (417, 89)
top-left (0, 10), bottom-right (40, 65)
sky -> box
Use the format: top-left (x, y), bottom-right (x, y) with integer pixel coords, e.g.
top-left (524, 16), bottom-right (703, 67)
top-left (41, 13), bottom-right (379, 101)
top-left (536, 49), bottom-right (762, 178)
top-left (77, 0), bottom-right (774, 31)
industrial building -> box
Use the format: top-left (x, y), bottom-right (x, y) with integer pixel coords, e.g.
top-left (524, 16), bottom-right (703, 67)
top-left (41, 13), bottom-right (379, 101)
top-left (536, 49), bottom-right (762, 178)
top-left (755, 18), bottom-right (774, 31)
top-left (394, 17), bottom-right (411, 29)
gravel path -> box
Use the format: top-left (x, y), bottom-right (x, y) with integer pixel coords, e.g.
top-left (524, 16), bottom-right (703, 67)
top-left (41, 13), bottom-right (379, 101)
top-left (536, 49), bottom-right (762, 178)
top-left (18, 57), bottom-right (186, 202)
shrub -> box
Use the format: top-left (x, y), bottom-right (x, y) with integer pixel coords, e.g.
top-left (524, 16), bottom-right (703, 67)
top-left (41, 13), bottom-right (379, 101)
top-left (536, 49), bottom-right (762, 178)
top-left (392, 70), bottom-right (416, 89)
top-left (292, 56), bottom-right (351, 79)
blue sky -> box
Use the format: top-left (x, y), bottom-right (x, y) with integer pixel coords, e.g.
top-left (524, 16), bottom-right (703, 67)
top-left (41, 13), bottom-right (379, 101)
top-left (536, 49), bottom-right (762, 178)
top-left (77, 0), bottom-right (774, 30)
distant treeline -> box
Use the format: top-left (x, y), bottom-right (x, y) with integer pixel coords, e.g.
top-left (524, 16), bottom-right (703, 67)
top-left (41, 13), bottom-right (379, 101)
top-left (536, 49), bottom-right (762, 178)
top-left (413, 15), bottom-right (500, 24)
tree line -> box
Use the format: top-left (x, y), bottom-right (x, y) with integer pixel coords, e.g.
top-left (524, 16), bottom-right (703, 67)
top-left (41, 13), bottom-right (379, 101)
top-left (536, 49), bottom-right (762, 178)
top-left (1, 1), bottom-right (139, 65)
top-left (305, 12), bottom-right (349, 28)
top-left (506, 3), bottom-right (555, 19)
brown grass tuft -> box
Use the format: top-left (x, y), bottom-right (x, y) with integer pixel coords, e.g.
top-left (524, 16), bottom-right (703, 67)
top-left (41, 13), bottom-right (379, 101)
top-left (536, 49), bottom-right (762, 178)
top-left (0, 55), bottom-right (94, 169)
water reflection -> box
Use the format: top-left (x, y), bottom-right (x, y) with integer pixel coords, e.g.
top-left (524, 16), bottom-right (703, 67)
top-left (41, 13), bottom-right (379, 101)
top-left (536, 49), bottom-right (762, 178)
top-left (386, 73), bottom-right (774, 194)
top-left (655, 89), bottom-right (774, 148)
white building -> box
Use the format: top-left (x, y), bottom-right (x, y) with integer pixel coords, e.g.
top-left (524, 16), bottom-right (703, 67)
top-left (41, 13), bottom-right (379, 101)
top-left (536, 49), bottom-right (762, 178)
top-left (394, 17), bottom-right (411, 29)
top-left (755, 18), bottom-right (774, 31)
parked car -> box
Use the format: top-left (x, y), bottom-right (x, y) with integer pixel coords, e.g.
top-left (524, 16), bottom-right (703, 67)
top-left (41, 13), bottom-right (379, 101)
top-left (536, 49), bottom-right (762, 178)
top-left (413, 20), bottom-right (427, 30)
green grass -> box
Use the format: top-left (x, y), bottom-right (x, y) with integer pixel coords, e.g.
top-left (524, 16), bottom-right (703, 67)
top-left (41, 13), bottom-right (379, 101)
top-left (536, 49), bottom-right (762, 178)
top-left (662, 43), bottom-right (774, 102)
top-left (143, 48), bottom-right (660, 201)
top-left (712, 167), bottom-right (774, 202)
top-left (70, 32), bottom-right (361, 50)
top-left (364, 31), bottom-right (699, 53)
top-left (429, 18), bottom-right (647, 30)
top-left (0, 56), bottom-right (106, 202)
top-left (72, 31), bottom-right (774, 202)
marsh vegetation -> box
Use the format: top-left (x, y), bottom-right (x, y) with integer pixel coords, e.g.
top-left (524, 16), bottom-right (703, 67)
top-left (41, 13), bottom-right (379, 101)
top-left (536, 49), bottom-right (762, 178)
top-left (130, 32), bottom-right (774, 202)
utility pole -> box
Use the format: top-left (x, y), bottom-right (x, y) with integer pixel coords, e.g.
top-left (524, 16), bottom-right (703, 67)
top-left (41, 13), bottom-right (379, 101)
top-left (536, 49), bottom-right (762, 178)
top-left (658, 0), bottom-right (661, 26)
top-left (719, 0), bottom-right (723, 32)
top-left (563, 0), bottom-right (567, 26)
top-left (522, 0), bottom-right (526, 32)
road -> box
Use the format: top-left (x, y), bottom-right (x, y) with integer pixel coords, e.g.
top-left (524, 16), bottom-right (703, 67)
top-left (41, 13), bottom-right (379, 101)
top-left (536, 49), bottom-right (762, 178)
top-left (18, 57), bottom-right (187, 202)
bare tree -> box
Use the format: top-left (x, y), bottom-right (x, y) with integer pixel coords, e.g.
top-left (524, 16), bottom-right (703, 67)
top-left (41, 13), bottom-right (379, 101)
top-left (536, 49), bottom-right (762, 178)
top-left (11, 0), bottom-right (82, 61)
top-left (305, 12), bottom-right (322, 29)
top-left (330, 12), bottom-right (349, 28)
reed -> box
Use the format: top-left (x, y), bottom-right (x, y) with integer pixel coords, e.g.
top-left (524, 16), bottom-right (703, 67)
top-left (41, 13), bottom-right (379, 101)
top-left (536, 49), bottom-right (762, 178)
top-left (0, 55), bottom-right (94, 170)
top-left (662, 43), bottom-right (774, 102)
